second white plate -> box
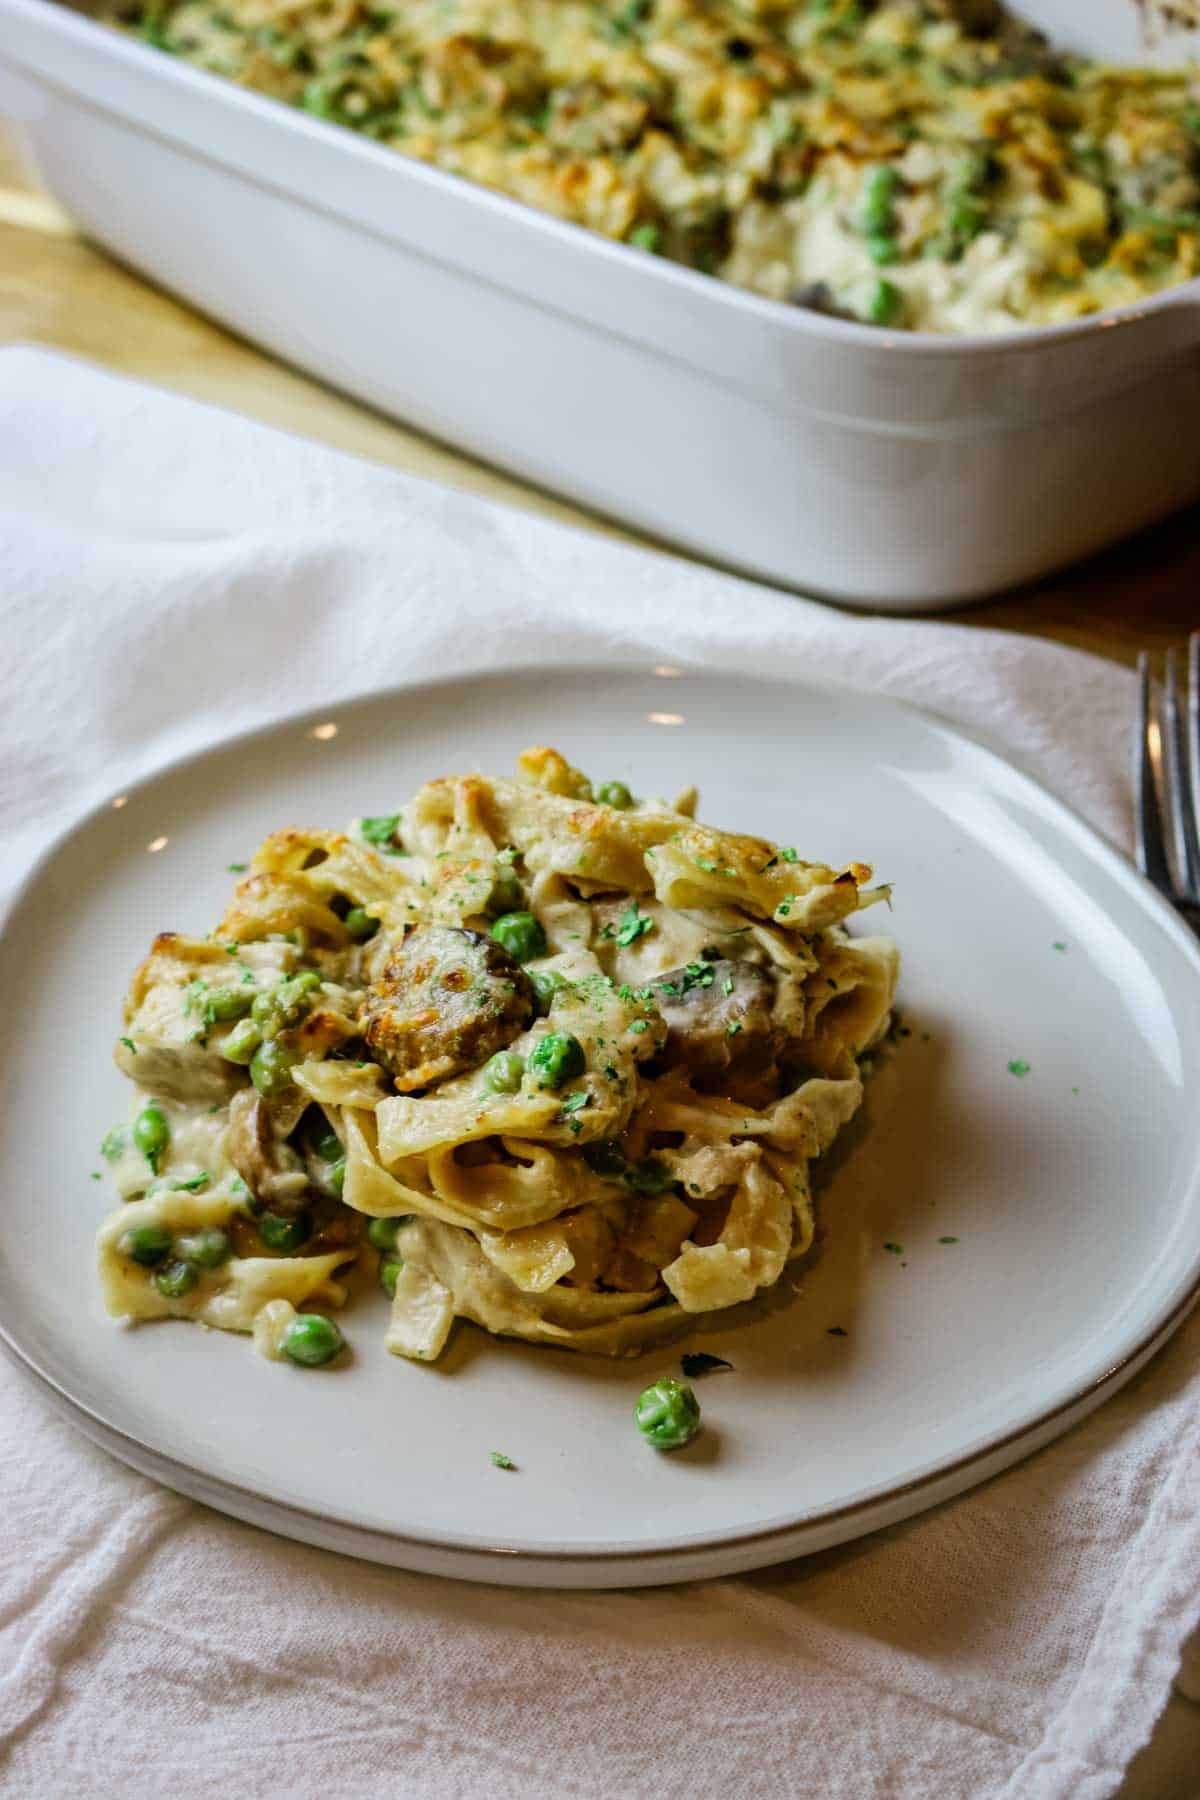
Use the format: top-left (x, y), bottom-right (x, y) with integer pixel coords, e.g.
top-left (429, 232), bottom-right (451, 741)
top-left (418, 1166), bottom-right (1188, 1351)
top-left (1, 666), bottom-right (1198, 1587)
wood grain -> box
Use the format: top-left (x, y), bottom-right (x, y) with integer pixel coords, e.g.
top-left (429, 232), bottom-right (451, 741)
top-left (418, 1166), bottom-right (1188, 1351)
top-left (2, 127), bottom-right (1195, 668)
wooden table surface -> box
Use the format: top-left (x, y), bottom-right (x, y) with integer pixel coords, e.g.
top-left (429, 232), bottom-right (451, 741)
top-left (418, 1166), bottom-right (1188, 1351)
top-left (2, 126), bottom-right (1197, 665)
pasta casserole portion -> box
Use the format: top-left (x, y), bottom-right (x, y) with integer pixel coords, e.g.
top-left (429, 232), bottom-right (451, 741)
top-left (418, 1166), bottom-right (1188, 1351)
top-left (97, 747), bottom-right (898, 1364)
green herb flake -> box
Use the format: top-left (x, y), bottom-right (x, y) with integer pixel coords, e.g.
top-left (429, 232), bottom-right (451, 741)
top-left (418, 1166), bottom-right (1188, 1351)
top-left (938, 1236), bottom-right (959, 1244)
top-left (119, 1037), bottom-right (136, 1054)
top-left (629, 1019), bottom-right (649, 1034)
top-left (1052, 941), bottom-right (1067, 952)
top-left (681, 1352), bottom-right (733, 1378)
top-left (490, 1451), bottom-right (517, 1470)
top-left (727, 1022), bottom-right (743, 1038)
top-left (777, 900), bottom-right (793, 917)
top-left (360, 814), bottom-right (400, 847)
top-left (778, 847), bottom-right (799, 863)
top-left (90, 1171), bottom-right (101, 1181)
top-left (172, 1173), bottom-right (211, 1192)
top-left (1007, 1059), bottom-right (1031, 1077)
top-left (1071, 1086), bottom-right (1080, 1095)
top-left (722, 977), bottom-right (734, 996)
top-left (560, 1091), bottom-right (590, 1116)
top-left (227, 861), bottom-right (248, 872)
top-left (616, 903), bottom-right (654, 947)
top-left (694, 857), bottom-right (719, 873)
top-left (883, 1242), bottom-right (904, 1255)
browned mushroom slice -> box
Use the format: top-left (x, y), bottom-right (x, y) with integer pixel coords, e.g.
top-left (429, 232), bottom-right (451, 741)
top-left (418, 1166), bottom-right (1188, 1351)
top-left (226, 1088), bottom-right (311, 1217)
top-left (357, 924), bottom-right (534, 1092)
top-left (651, 959), bottom-right (782, 1084)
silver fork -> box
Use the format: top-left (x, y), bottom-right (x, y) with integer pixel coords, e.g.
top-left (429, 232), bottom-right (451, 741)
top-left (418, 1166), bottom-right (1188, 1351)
top-left (1136, 633), bottom-right (1200, 927)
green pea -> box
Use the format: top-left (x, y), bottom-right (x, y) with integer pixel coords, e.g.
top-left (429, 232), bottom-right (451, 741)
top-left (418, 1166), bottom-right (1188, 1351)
top-left (529, 1032), bottom-right (586, 1090)
top-left (865, 278), bottom-right (903, 326)
top-left (101, 1125), bottom-right (130, 1162)
top-left (529, 968), bottom-right (568, 1016)
top-left (220, 1017), bottom-right (262, 1064)
top-left (367, 1215), bottom-right (409, 1251)
top-left (119, 1224), bottom-right (173, 1267)
top-left (860, 163), bottom-right (899, 235)
top-left (176, 1227), bottom-right (231, 1269)
top-left (328, 1157), bottom-right (346, 1196)
top-left (596, 780), bottom-right (634, 810)
top-left (154, 1258), bottom-right (198, 1299)
top-left (867, 232), bottom-right (899, 265)
top-left (634, 1377), bottom-right (701, 1450)
top-left (250, 970), bottom-right (320, 1035)
top-left (490, 911), bottom-right (547, 963)
top-left (949, 195), bottom-right (984, 246)
top-left (313, 1131), bottom-right (343, 1163)
top-left (343, 906), bottom-right (378, 941)
top-left (250, 1037), bottom-right (297, 1098)
top-left (282, 1313), bottom-right (344, 1367)
top-left (204, 986), bottom-right (254, 1023)
top-left (259, 1212), bottom-right (310, 1252)
top-left (379, 1257), bottom-right (403, 1297)
top-left (483, 1050), bottom-right (526, 1094)
top-left (360, 814), bottom-right (400, 847)
top-left (133, 1106), bottom-right (169, 1168)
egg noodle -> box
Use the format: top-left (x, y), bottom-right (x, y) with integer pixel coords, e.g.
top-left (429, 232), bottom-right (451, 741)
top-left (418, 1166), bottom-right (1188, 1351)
top-left (97, 747), bottom-right (898, 1363)
top-left (106, 0), bottom-right (1200, 332)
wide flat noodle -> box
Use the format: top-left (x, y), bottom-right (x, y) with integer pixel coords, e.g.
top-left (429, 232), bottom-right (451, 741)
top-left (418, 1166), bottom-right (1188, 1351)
top-left (96, 1191), bottom-right (354, 1331)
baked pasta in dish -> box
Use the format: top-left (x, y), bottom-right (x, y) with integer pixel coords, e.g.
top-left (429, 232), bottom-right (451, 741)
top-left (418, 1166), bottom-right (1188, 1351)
top-left (107, 0), bottom-right (1200, 332)
top-left (97, 747), bottom-right (898, 1364)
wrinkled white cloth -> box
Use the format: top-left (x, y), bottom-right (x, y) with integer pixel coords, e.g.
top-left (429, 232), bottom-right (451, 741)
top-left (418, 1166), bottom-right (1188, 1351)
top-left (0, 346), bottom-right (1197, 1800)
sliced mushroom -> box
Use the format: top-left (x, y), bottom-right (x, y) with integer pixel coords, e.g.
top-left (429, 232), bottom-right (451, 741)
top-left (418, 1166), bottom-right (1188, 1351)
top-left (226, 1089), bottom-right (311, 1216)
top-left (651, 959), bottom-right (783, 1084)
top-left (358, 923), bottom-right (534, 1091)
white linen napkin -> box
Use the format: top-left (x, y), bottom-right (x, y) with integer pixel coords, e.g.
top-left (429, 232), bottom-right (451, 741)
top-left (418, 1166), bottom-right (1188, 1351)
top-left (0, 346), bottom-right (1196, 1800)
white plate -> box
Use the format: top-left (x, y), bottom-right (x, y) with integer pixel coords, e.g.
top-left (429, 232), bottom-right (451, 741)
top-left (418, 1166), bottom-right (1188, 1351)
top-left (2, 667), bottom-right (1199, 1589)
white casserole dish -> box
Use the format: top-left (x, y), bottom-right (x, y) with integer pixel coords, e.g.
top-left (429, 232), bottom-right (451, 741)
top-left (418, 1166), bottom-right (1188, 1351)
top-left (2, 0), bottom-right (1199, 611)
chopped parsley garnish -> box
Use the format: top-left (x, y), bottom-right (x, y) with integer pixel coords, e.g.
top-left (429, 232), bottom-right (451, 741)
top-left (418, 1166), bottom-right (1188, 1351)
top-left (629, 1019), bottom-right (649, 1034)
top-left (171, 1173), bottom-right (211, 1191)
top-left (489, 1451), bottom-right (517, 1470)
top-left (90, 1171), bottom-right (101, 1181)
top-left (694, 856), bottom-right (718, 873)
top-left (826, 1326), bottom-right (848, 1337)
top-left (938, 1236), bottom-right (959, 1244)
top-left (360, 814), bottom-right (400, 847)
top-left (883, 1241), bottom-right (904, 1255)
top-left (1052, 941), bottom-right (1067, 952)
top-left (681, 1352), bottom-right (733, 1378)
top-left (227, 861), bottom-right (248, 872)
top-left (617, 983), bottom-right (634, 1000)
top-left (778, 847), bottom-right (799, 863)
top-left (777, 899), bottom-right (793, 917)
top-left (1007, 1059), bottom-right (1031, 1077)
top-left (560, 1091), bottom-right (590, 1116)
top-left (119, 1037), bottom-right (136, 1054)
top-left (616, 903), bottom-right (654, 946)
top-left (722, 976), bottom-right (734, 996)
top-left (1071, 1086), bottom-right (1080, 1095)
top-left (726, 1021), bottom-right (743, 1037)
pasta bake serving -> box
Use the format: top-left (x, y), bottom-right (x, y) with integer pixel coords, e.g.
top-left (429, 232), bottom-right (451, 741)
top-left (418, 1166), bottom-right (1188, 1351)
top-left (97, 747), bottom-right (898, 1368)
top-left (106, 0), bottom-right (1200, 333)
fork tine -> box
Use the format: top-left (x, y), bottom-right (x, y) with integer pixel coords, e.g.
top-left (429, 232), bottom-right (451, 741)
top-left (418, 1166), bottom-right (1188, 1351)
top-left (1136, 651), bottom-right (1174, 896)
top-left (1163, 649), bottom-right (1200, 899)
